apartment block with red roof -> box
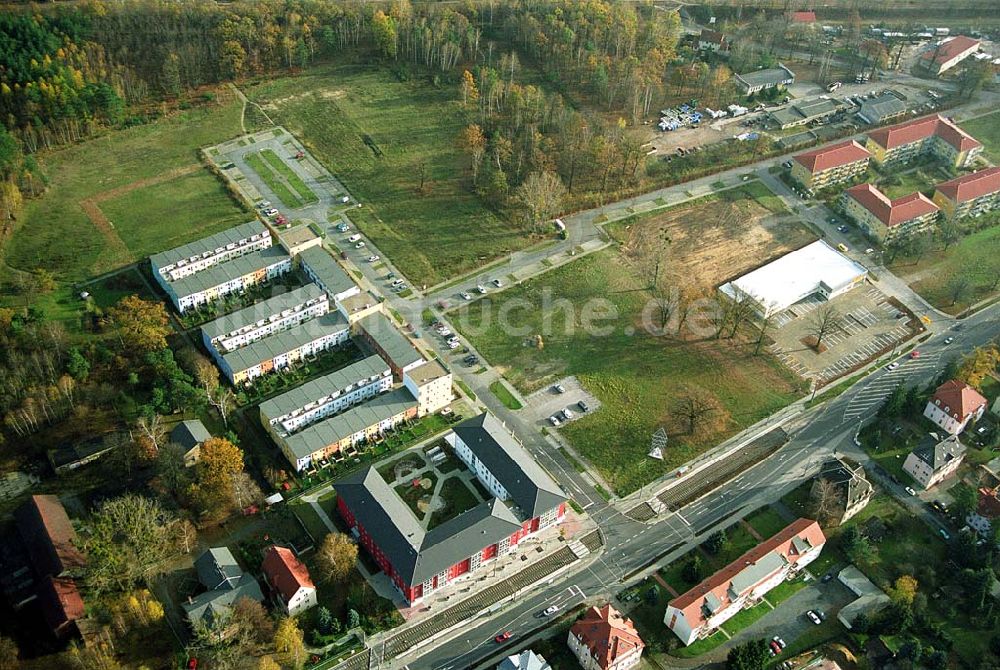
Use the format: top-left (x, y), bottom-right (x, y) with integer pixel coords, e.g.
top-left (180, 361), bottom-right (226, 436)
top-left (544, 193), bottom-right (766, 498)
top-left (932, 167), bottom-right (1000, 220)
top-left (791, 140), bottom-right (871, 190)
top-left (924, 379), bottom-right (988, 436)
top-left (664, 519), bottom-right (826, 646)
top-left (262, 545), bottom-right (317, 616)
top-left (919, 36), bottom-right (981, 75)
top-left (567, 605), bottom-right (645, 670)
top-left (841, 183), bottom-right (940, 242)
top-left (865, 114), bottom-right (982, 169)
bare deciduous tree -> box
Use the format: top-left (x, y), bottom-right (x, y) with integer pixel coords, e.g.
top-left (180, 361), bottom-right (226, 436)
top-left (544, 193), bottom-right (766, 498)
top-left (670, 385), bottom-right (724, 436)
top-left (808, 304), bottom-right (841, 351)
top-left (514, 170), bottom-right (566, 232)
top-left (810, 477), bottom-right (844, 525)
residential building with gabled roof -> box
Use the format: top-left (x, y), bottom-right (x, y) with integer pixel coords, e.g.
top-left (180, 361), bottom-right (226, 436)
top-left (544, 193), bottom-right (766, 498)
top-left (865, 114), bottom-right (982, 168)
top-left (356, 312), bottom-right (425, 380)
top-left (919, 35), bottom-right (981, 75)
top-left (201, 283), bottom-right (329, 354)
top-left (334, 412), bottom-right (566, 604)
top-left (170, 419), bottom-right (212, 467)
top-left (903, 433), bottom-right (967, 489)
top-left (664, 519), bottom-right (826, 645)
top-left (698, 29), bottom-right (728, 52)
top-left (791, 140), bottom-right (871, 190)
top-left (933, 167), bottom-right (1000, 220)
top-left (499, 650), bottom-right (552, 670)
top-left (924, 379), bottom-right (988, 435)
top-left (813, 458), bottom-right (874, 524)
top-left (841, 183), bottom-right (939, 242)
top-left (150, 220), bottom-right (271, 285)
top-left (183, 547), bottom-right (263, 632)
top-left (262, 546), bottom-right (317, 615)
top-left (858, 93), bottom-right (908, 125)
top-left (568, 604), bottom-right (645, 670)
top-left (298, 246), bottom-right (361, 305)
top-left (734, 64), bottom-right (795, 95)
top-left (15, 495), bottom-right (86, 579)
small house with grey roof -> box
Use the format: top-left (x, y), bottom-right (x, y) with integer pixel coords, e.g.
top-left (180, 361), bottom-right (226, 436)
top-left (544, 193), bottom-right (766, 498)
top-left (903, 433), bottom-right (966, 490)
top-left (335, 412), bottom-right (567, 604)
top-left (182, 547), bottom-right (263, 634)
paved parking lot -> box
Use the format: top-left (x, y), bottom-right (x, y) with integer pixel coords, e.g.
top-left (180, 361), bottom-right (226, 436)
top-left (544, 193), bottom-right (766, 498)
top-left (769, 285), bottom-right (916, 385)
top-left (524, 376), bottom-right (601, 428)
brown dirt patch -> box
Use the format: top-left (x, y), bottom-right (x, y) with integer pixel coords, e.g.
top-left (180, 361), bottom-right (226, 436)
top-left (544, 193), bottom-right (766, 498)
top-left (617, 199), bottom-right (814, 291)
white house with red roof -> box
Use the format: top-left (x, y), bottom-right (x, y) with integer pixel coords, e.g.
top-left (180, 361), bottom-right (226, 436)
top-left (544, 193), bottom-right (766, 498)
top-left (567, 605), bottom-right (644, 670)
top-left (262, 546), bottom-right (317, 616)
top-left (920, 36), bottom-right (981, 75)
top-left (790, 140), bottom-right (871, 190)
top-left (664, 519), bottom-right (826, 645)
top-left (924, 379), bottom-right (988, 435)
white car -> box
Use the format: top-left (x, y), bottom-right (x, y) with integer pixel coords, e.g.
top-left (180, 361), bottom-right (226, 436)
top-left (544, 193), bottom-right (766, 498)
top-left (549, 415), bottom-right (562, 427)
top-left (257, 200), bottom-right (272, 209)
top-left (553, 384), bottom-right (566, 394)
top-left (562, 408), bottom-right (574, 420)
top-left (806, 610), bottom-right (822, 625)
top-left (341, 196), bottom-right (350, 203)
top-left (355, 241), bottom-right (366, 249)
top-left (447, 340), bottom-right (460, 350)
top-left (476, 284), bottom-right (487, 294)
top-left (264, 208), bottom-right (279, 217)
top-left (492, 279), bottom-right (503, 288)
top-left (439, 328), bottom-right (453, 337)
top-left (460, 292), bottom-right (472, 300)
top-left (348, 234), bottom-right (361, 242)
top-left (944, 337), bottom-right (954, 345)
top-left (447, 337), bottom-right (460, 346)
top-left (392, 278), bottom-right (405, 286)
top-left (543, 605), bottom-right (559, 616)
top-left (368, 255), bottom-right (380, 262)
top-left (885, 361), bottom-right (900, 371)
top-left (905, 486), bottom-right (916, 496)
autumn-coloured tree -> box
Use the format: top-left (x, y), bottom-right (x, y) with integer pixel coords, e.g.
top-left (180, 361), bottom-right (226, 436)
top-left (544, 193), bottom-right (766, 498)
top-left (890, 575), bottom-right (918, 606)
top-left (957, 345), bottom-right (1000, 390)
top-left (274, 617), bottom-right (306, 670)
top-left (106, 295), bottom-right (171, 355)
top-left (458, 124), bottom-right (487, 185)
top-left (459, 69), bottom-right (479, 106)
top-left (315, 532), bottom-right (359, 584)
top-left (514, 171), bottom-right (566, 231)
top-left (197, 437), bottom-right (244, 490)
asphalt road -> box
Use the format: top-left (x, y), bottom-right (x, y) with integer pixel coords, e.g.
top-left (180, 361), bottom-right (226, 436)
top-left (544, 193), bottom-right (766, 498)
top-left (395, 304), bottom-right (997, 670)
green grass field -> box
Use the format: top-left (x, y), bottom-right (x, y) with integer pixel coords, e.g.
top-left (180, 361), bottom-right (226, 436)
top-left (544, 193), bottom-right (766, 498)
top-left (261, 149), bottom-right (318, 203)
top-left (99, 170), bottom-right (249, 259)
top-left (961, 111), bottom-right (1000, 162)
top-left (244, 151), bottom-right (304, 208)
top-left (2, 96), bottom-right (243, 285)
top-left (892, 223), bottom-right (1000, 313)
top-left (453, 249), bottom-right (805, 494)
top-left (876, 166), bottom-right (938, 199)
top-left (489, 380), bottom-right (523, 410)
top-left (244, 65), bottom-right (535, 285)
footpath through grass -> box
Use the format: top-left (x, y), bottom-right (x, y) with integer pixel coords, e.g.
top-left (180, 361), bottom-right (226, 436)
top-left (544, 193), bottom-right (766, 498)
top-left (245, 65), bottom-right (535, 285)
top-left (454, 249), bottom-right (804, 495)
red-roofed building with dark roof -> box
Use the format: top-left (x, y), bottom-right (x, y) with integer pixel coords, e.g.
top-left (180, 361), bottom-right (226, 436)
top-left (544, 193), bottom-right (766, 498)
top-left (791, 140), bottom-right (871, 190)
top-left (842, 183), bottom-right (940, 242)
top-left (262, 546), bottom-right (317, 615)
top-left (924, 379), bottom-right (988, 435)
top-left (664, 519), bottom-right (826, 645)
top-left (14, 495), bottom-right (86, 579)
top-left (865, 114), bottom-right (982, 168)
top-left (919, 36), bottom-right (981, 75)
top-left (789, 10), bottom-right (817, 23)
top-left (567, 605), bottom-right (645, 670)
top-left (933, 167), bottom-right (1000, 220)
top-left (37, 575), bottom-right (85, 638)
top-left (698, 29), bottom-right (728, 52)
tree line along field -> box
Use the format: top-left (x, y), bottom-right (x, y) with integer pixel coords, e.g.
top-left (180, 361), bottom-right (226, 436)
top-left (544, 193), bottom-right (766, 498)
top-left (0, 92), bottom-right (246, 328)
top-left (453, 247), bottom-right (806, 495)
top-left (244, 64), bottom-right (538, 286)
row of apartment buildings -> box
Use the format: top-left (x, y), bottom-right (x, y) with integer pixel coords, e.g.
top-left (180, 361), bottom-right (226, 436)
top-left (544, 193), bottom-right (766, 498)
top-left (791, 115), bottom-right (999, 242)
top-left (335, 412), bottom-right (568, 604)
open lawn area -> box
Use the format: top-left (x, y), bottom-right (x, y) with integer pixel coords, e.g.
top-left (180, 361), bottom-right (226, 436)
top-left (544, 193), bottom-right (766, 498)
top-left (244, 65), bottom-right (535, 285)
top-left (875, 164), bottom-right (942, 199)
top-left (2, 93), bottom-right (243, 285)
top-left (99, 169), bottom-right (248, 260)
top-left (453, 248), bottom-right (806, 495)
top-left (1, 92), bottom-right (245, 334)
top-left (961, 110), bottom-right (1000, 162)
top-left (745, 506), bottom-right (790, 539)
top-left (891, 223), bottom-right (1000, 313)
top-left (427, 476), bottom-right (481, 530)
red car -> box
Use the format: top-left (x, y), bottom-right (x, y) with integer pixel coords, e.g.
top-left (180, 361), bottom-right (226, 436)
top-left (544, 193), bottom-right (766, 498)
top-left (495, 631), bottom-right (512, 643)
top-left (910, 350), bottom-right (920, 359)
top-left (187, 659), bottom-right (198, 670)
top-left (770, 640), bottom-right (782, 655)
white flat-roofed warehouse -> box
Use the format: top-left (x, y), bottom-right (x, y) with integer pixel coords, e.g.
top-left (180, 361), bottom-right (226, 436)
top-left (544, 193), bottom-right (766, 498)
top-left (719, 240), bottom-right (867, 317)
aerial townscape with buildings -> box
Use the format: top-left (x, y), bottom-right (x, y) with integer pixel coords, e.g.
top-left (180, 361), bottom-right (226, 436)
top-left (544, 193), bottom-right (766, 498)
top-left (2, 2), bottom-right (1000, 670)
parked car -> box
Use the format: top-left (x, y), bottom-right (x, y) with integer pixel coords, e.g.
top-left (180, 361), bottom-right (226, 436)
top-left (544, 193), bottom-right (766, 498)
top-left (549, 415), bottom-right (562, 427)
top-left (905, 486), bottom-right (917, 496)
top-left (886, 361), bottom-right (900, 371)
top-left (837, 225), bottom-right (849, 233)
top-left (447, 340), bottom-right (460, 350)
top-left (562, 408), bottom-right (574, 420)
top-left (773, 635), bottom-right (787, 649)
top-left (495, 631), bottom-right (512, 643)
top-left (368, 255), bottom-right (380, 262)
top-left (492, 278), bottom-right (504, 288)
top-left (806, 610), bottom-right (822, 625)
top-left (578, 400), bottom-right (590, 412)
top-left (837, 243), bottom-right (849, 253)
top-left (348, 234), bottom-right (361, 242)
top-left (460, 292), bottom-right (472, 300)
top-left (553, 384), bottom-right (566, 394)
top-left (476, 284), bottom-right (487, 294)
top-left (265, 208), bottom-right (279, 217)
top-left (336, 222), bottom-right (349, 232)
top-left (944, 336), bottom-right (954, 345)
top-left (392, 278), bottom-right (405, 286)
top-left (770, 640), bottom-right (783, 655)
top-left (355, 241), bottom-right (365, 249)
top-left (910, 350), bottom-right (920, 359)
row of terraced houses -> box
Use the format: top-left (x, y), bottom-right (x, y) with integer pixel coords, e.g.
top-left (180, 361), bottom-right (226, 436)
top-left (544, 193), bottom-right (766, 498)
top-left (150, 222), bottom-right (454, 472)
top-left (790, 114), bottom-right (998, 243)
